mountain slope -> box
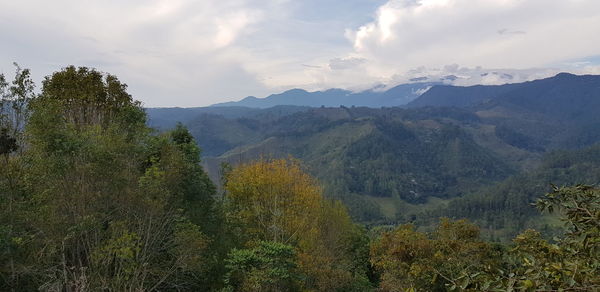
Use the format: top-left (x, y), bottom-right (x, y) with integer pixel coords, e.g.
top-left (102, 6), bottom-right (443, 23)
top-left (408, 73), bottom-right (600, 117)
top-left (199, 107), bottom-right (516, 221)
top-left (409, 73), bottom-right (600, 150)
top-left (407, 83), bottom-right (522, 108)
top-left (420, 142), bottom-right (600, 239)
top-left (484, 73), bottom-right (600, 124)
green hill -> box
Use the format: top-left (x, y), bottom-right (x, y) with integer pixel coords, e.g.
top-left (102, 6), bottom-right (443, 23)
top-left (198, 107), bottom-right (516, 221)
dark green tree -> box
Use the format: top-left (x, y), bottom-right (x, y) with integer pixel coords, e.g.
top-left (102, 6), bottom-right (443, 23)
top-left (0, 66), bottom-right (217, 290)
top-left (497, 185), bottom-right (600, 291)
top-left (224, 241), bottom-right (301, 292)
top-left (0, 127), bottom-right (17, 158)
top-left (0, 64), bottom-right (36, 290)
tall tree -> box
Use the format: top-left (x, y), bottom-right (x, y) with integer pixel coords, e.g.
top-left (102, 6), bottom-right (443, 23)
top-left (492, 185), bottom-right (600, 291)
top-left (224, 158), bottom-right (322, 246)
top-left (370, 219), bottom-right (501, 291)
top-left (4, 66), bottom-right (216, 291)
top-left (39, 66), bottom-right (141, 128)
top-left (0, 63), bottom-right (35, 154)
top-left (223, 158), bottom-right (373, 291)
top-left (0, 63), bottom-right (36, 290)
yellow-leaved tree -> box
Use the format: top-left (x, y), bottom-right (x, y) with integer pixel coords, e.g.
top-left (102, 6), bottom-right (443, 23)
top-left (223, 158), bottom-right (372, 291)
top-left (224, 158), bottom-right (322, 246)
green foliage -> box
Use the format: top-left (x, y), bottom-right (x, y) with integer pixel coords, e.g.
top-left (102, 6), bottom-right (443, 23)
top-left (341, 122), bottom-right (511, 202)
top-left (0, 64), bottom-right (37, 290)
top-left (197, 107), bottom-right (515, 223)
top-left (224, 241), bottom-right (301, 292)
top-left (0, 63), bottom-right (35, 156)
top-left (427, 186), bottom-right (600, 291)
top-left (223, 158), bottom-right (374, 291)
top-left (370, 219), bottom-right (502, 291)
top-left (495, 124), bottom-right (545, 152)
top-left (39, 65), bottom-right (143, 128)
top-left (0, 66), bottom-right (218, 290)
top-left (509, 185), bottom-right (600, 291)
top-left (0, 127), bottom-right (17, 156)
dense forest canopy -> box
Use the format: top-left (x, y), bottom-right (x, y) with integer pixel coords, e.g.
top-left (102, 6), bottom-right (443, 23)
top-left (1, 65), bottom-right (598, 291)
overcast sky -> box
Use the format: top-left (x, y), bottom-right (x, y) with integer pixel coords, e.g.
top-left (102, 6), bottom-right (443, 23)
top-left (1, 0), bottom-right (600, 107)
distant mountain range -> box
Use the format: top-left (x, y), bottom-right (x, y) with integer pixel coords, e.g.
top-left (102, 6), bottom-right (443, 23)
top-left (210, 82), bottom-right (436, 108)
top-left (208, 69), bottom-right (572, 109)
top-left (149, 73), bottom-right (600, 158)
top-left (207, 72), bottom-right (600, 111)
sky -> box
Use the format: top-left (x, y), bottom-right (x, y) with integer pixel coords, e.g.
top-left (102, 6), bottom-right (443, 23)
top-left (1, 0), bottom-right (600, 107)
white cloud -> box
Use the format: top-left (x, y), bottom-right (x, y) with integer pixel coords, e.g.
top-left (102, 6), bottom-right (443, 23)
top-left (0, 0), bottom-right (599, 106)
top-left (344, 0), bottom-right (600, 75)
top-left (245, 0), bottom-right (600, 95)
top-left (214, 10), bottom-right (262, 48)
top-left (329, 57), bottom-right (367, 70)
top-left (0, 0), bottom-right (278, 106)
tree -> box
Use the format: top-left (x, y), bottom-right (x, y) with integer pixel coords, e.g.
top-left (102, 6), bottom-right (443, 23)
top-left (38, 65), bottom-right (142, 128)
top-left (167, 123), bottom-right (217, 231)
top-left (297, 200), bottom-right (374, 291)
top-left (370, 219), bottom-right (501, 291)
top-left (534, 185), bottom-right (599, 290)
top-left (491, 185), bottom-right (600, 291)
top-left (224, 158), bottom-right (373, 291)
top-left (224, 158), bottom-right (322, 246)
top-left (224, 241), bottom-right (301, 292)
top-left (4, 66), bottom-right (216, 290)
top-left (0, 63), bottom-right (36, 290)
top-left (0, 63), bottom-right (35, 152)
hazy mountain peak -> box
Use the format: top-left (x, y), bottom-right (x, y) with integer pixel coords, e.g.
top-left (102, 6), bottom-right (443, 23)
top-left (554, 72), bottom-right (577, 78)
top-left (281, 88), bottom-right (309, 94)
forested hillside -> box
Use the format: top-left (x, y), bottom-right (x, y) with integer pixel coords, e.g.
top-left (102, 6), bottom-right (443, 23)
top-left (411, 73), bottom-right (600, 150)
top-left (146, 73), bottom-right (600, 237)
top-left (195, 107), bottom-right (515, 222)
top-left (418, 143), bottom-right (600, 239)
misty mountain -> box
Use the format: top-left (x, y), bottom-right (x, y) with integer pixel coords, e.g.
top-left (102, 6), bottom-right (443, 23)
top-left (210, 82), bottom-right (435, 108)
top-left (407, 83), bottom-right (522, 108)
top-left (408, 73), bottom-right (600, 116)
